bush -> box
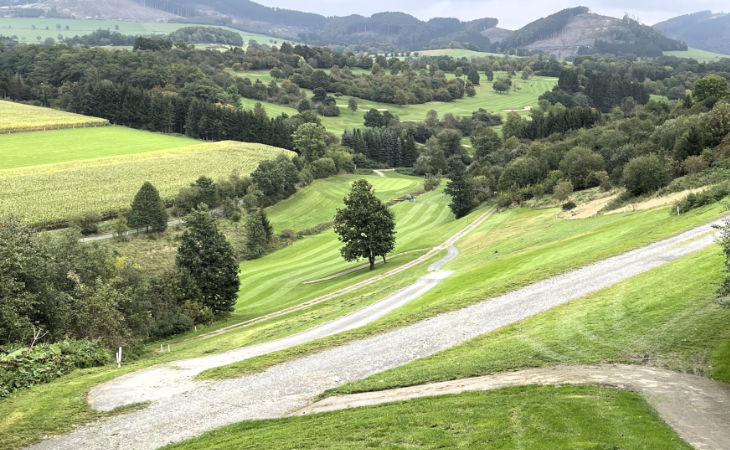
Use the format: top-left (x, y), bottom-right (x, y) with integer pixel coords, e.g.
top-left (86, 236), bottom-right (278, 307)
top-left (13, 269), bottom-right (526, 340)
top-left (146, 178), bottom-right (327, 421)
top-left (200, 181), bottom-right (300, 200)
top-left (424, 174), bottom-right (442, 191)
top-left (674, 182), bottom-right (730, 214)
top-left (310, 157), bottom-right (337, 179)
top-left (553, 180), bottom-right (573, 201)
top-left (150, 313), bottom-right (194, 339)
top-left (562, 201), bottom-right (577, 210)
top-left (71, 211), bottom-right (100, 235)
top-left (0, 339), bottom-right (110, 397)
top-left (622, 154), bottom-right (668, 196)
top-left (496, 193), bottom-right (514, 208)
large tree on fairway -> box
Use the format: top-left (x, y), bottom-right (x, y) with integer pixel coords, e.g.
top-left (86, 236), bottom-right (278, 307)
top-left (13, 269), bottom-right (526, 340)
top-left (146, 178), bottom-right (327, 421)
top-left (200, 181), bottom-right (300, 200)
top-left (445, 157), bottom-right (474, 218)
top-left (176, 209), bottom-right (239, 315)
top-left (128, 182), bottom-right (168, 232)
top-left (334, 180), bottom-right (396, 270)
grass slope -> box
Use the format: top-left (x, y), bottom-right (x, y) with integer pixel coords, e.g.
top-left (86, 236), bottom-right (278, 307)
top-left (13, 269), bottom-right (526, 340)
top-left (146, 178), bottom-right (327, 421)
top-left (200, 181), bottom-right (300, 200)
top-left (0, 140), bottom-right (290, 226)
top-left (238, 71), bottom-right (556, 135)
top-left (200, 202), bottom-right (728, 380)
top-left (663, 47), bottom-right (730, 62)
top-left (164, 386), bottom-right (689, 449)
top-left (333, 246), bottom-right (730, 395)
top-left (0, 17), bottom-right (285, 46)
top-left (0, 100), bottom-right (108, 134)
top-left (266, 172), bottom-right (423, 233)
top-left (0, 126), bottom-right (195, 169)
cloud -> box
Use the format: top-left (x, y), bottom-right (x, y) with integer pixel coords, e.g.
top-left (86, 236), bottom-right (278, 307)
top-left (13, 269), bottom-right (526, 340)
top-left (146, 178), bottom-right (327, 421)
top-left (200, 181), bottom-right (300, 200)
top-left (254, 0), bottom-right (728, 28)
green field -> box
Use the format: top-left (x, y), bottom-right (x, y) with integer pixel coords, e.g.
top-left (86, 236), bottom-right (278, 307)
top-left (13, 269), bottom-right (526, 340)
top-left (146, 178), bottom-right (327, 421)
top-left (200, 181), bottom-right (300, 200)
top-left (201, 202), bottom-right (727, 380)
top-left (334, 246), bottom-right (730, 395)
top-left (0, 139), bottom-right (291, 226)
top-left (238, 71), bottom-right (556, 135)
top-left (0, 126), bottom-right (195, 169)
top-left (663, 47), bottom-right (730, 62)
top-left (0, 17), bottom-right (287, 46)
top-left (266, 172), bottom-right (424, 233)
top-left (165, 386), bottom-right (688, 449)
top-left (0, 100), bottom-right (108, 134)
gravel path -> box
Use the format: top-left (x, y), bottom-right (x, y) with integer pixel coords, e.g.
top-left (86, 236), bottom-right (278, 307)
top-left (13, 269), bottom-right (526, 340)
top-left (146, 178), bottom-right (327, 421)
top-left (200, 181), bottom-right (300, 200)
top-left (32, 218), bottom-right (724, 449)
top-left (296, 364), bottom-right (730, 450)
top-left (87, 246), bottom-right (458, 412)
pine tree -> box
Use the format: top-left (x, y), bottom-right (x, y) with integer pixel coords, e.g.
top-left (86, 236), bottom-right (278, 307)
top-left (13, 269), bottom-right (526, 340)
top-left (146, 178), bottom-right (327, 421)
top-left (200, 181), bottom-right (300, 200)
top-left (176, 209), bottom-right (240, 315)
top-left (445, 158), bottom-right (474, 218)
top-left (128, 182), bottom-right (168, 233)
top-left (244, 209), bottom-right (273, 259)
top-left (334, 180), bottom-right (396, 270)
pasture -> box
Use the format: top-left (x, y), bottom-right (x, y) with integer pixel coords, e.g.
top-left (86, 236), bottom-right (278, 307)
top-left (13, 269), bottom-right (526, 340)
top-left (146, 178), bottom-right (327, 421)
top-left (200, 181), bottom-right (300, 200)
top-left (0, 100), bottom-right (108, 134)
top-left (0, 126), bottom-right (195, 169)
top-left (237, 71), bottom-right (556, 135)
top-left (0, 17), bottom-right (286, 46)
top-left (663, 47), bottom-right (730, 62)
top-left (0, 140), bottom-right (291, 226)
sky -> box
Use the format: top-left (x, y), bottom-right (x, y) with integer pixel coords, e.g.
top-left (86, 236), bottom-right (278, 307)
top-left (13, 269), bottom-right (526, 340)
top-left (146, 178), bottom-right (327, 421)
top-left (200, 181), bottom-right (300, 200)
top-left (253, 0), bottom-right (727, 29)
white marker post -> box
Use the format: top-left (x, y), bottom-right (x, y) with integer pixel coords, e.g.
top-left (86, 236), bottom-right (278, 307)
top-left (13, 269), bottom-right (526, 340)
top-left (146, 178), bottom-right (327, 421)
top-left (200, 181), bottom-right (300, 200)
top-left (116, 347), bottom-right (122, 368)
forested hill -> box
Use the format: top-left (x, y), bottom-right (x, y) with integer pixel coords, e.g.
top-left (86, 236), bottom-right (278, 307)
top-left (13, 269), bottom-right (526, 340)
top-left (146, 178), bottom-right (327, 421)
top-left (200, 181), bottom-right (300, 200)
top-left (148, 0), bottom-right (501, 52)
top-left (654, 11), bottom-right (730, 55)
top-left (499, 7), bottom-right (686, 58)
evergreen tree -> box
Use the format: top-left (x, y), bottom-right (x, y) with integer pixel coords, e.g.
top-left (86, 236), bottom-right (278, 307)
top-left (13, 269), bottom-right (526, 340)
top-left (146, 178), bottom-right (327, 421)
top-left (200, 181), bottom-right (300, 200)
top-left (445, 157), bottom-right (474, 218)
top-left (176, 209), bottom-right (239, 315)
top-left (244, 210), bottom-right (273, 259)
top-left (334, 180), bottom-right (396, 270)
top-left (128, 182), bottom-right (168, 232)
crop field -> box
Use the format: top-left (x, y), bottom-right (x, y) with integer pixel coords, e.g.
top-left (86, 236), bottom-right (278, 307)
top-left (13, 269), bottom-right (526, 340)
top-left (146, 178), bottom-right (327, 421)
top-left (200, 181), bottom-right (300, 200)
top-left (0, 100), bottom-right (108, 134)
top-left (0, 126), bottom-right (196, 169)
top-left (0, 140), bottom-right (292, 226)
top-left (166, 386), bottom-right (688, 449)
top-left (664, 47), bottom-right (730, 62)
top-left (0, 17), bottom-right (286, 46)
top-left (266, 172), bottom-right (424, 232)
top-left (238, 71), bottom-right (556, 135)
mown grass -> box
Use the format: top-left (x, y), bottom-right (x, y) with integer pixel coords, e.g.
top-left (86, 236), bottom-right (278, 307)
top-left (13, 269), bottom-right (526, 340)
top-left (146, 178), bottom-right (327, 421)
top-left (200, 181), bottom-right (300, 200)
top-left (663, 47), bottom-right (730, 62)
top-left (0, 17), bottom-right (285, 45)
top-left (164, 385), bottom-right (689, 449)
top-left (238, 71), bottom-right (555, 135)
top-left (0, 126), bottom-right (194, 169)
top-left (332, 246), bottom-right (730, 395)
top-left (414, 48), bottom-right (509, 58)
top-left (0, 100), bottom-right (108, 134)
top-left (266, 171), bottom-right (424, 233)
top-left (200, 203), bottom-right (727, 380)
top-left (0, 140), bottom-right (291, 226)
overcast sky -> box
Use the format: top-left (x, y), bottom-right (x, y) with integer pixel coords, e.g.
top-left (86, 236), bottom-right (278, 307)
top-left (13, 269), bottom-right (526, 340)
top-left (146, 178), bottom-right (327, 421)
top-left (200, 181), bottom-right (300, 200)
top-left (254, 1), bottom-right (727, 29)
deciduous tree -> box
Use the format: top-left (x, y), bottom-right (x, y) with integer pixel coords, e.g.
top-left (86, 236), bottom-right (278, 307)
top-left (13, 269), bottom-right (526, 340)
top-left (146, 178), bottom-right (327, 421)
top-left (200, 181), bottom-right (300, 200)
top-left (333, 180), bottom-right (396, 270)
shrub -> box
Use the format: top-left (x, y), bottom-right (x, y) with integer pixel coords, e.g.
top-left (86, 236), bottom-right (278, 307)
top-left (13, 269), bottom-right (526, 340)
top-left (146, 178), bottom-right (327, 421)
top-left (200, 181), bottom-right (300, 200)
top-left (496, 193), bottom-right (514, 208)
top-left (683, 155), bottom-right (709, 174)
top-left (562, 201), bottom-right (577, 210)
top-left (0, 339), bottom-right (110, 397)
top-left (71, 211), bottom-right (100, 235)
top-left (622, 154), bottom-right (668, 196)
top-left (310, 157), bottom-right (337, 179)
top-left (674, 182), bottom-right (730, 214)
top-left (553, 180), bottom-right (573, 201)
top-left (424, 174), bottom-right (442, 192)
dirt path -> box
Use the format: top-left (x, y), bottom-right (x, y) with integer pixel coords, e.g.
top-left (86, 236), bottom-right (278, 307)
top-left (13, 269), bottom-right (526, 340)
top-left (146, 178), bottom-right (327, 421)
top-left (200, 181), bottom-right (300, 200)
top-left (31, 217), bottom-right (726, 450)
top-left (296, 364), bottom-right (730, 450)
top-left (196, 207), bottom-right (495, 339)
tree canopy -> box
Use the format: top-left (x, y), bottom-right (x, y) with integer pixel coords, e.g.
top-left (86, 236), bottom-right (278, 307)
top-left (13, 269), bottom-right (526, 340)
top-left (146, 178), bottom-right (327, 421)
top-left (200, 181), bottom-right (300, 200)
top-left (128, 182), bottom-right (168, 233)
top-left (333, 180), bottom-right (396, 270)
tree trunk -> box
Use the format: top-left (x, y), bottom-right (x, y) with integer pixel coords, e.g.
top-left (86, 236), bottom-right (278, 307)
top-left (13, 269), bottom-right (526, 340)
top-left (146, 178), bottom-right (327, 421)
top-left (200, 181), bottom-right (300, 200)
top-left (382, 255), bottom-right (386, 263)
top-left (368, 255), bottom-right (375, 270)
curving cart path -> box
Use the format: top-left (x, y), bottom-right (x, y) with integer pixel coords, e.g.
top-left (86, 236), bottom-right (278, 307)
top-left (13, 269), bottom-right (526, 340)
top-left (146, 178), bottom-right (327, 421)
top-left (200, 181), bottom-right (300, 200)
top-left (31, 217), bottom-right (727, 449)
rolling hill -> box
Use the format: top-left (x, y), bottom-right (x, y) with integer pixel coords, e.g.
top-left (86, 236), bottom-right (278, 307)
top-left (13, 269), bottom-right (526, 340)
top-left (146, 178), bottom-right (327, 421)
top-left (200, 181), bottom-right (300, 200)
top-left (654, 11), bottom-right (730, 55)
